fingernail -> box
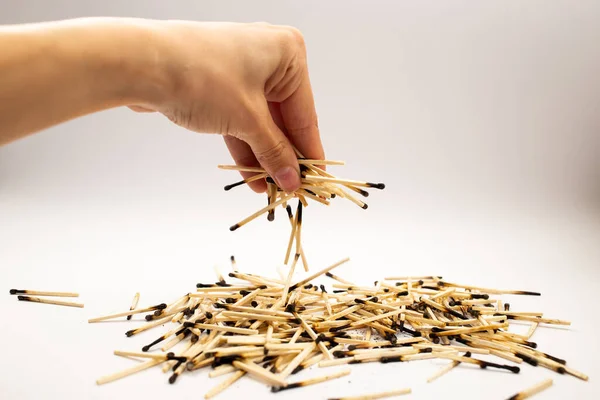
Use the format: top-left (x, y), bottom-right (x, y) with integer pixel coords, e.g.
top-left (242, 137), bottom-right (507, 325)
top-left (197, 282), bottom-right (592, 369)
top-left (274, 167), bottom-right (300, 192)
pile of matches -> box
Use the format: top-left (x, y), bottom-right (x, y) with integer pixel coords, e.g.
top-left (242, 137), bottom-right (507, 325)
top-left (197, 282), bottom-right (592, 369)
top-left (219, 148), bottom-right (385, 272)
top-left (9, 289), bottom-right (83, 308)
top-left (90, 257), bottom-right (587, 400)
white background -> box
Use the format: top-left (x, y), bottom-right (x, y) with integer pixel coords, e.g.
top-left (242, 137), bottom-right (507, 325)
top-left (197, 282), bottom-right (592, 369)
top-left (1, 1), bottom-right (599, 399)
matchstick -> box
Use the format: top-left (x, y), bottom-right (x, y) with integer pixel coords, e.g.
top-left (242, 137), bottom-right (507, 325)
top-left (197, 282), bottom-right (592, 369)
top-left (302, 175), bottom-right (385, 190)
top-left (232, 360), bottom-right (287, 387)
top-left (97, 358), bottom-right (165, 385)
top-left (224, 172), bottom-right (268, 191)
top-left (289, 257), bottom-right (350, 291)
top-left (427, 352), bottom-right (472, 383)
top-left (204, 370), bottom-right (245, 399)
top-left (328, 387), bottom-right (411, 400)
top-left (17, 295), bottom-right (84, 308)
top-left (127, 292), bottom-right (140, 320)
top-left (10, 289), bottom-right (79, 297)
top-left (272, 368), bottom-right (351, 392)
top-left (88, 303), bottom-right (167, 322)
top-left (230, 193), bottom-right (295, 231)
top-left (506, 378), bottom-right (553, 400)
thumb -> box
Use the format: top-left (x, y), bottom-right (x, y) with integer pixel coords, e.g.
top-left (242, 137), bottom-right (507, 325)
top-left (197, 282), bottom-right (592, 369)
top-left (245, 106), bottom-right (301, 193)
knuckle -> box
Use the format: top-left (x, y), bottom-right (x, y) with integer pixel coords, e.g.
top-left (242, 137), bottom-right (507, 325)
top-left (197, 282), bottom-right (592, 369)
top-left (254, 139), bottom-right (287, 165)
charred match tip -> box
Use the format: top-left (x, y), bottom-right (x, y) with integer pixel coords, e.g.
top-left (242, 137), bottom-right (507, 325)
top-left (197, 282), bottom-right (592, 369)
top-left (142, 345), bottom-right (150, 352)
top-left (267, 213), bottom-right (275, 222)
top-left (292, 365), bottom-right (304, 375)
top-left (471, 294), bottom-right (489, 299)
top-left (125, 330), bottom-right (135, 337)
top-left (251, 300), bottom-right (259, 307)
top-left (367, 182), bottom-right (385, 190)
top-left (361, 203), bottom-right (368, 210)
top-left (168, 373), bottom-right (178, 384)
top-left (230, 255), bottom-right (235, 261)
top-left (205, 312), bottom-right (213, 319)
top-left (213, 302), bottom-right (227, 309)
top-left (285, 205), bottom-right (293, 219)
top-left (331, 193), bottom-right (337, 198)
top-left (258, 285), bottom-right (268, 289)
top-left (229, 224), bottom-right (240, 232)
top-left (325, 272), bottom-right (334, 278)
top-left (9, 289), bottom-right (23, 295)
top-left (333, 351), bottom-right (346, 358)
top-left (266, 177), bottom-right (275, 184)
top-left (320, 284), bottom-right (327, 293)
top-left (156, 303), bottom-right (167, 310)
top-left (17, 295), bottom-right (31, 301)
top-left (518, 291), bottom-right (541, 296)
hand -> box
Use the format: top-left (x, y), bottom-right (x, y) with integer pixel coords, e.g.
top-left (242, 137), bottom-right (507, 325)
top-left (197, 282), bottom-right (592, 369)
top-left (131, 22), bottom-right (324, 193)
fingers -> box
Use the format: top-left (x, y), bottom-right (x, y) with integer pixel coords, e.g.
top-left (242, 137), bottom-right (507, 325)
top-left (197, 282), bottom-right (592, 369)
top-left (242, 101), bottom-right (301, 193)
top-left (279, 71), bottom-right (325, 162)
top-left (223, 136), bottom-right (267, 193)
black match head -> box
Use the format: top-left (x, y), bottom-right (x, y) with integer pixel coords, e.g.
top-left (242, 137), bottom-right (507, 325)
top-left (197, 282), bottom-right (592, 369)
top-left (251, 300), bottom-right (259, 307)
top-left (168, 373), bottom-right (178, 384)
top-left (9, 289), bottom-right (20, 295)
top-left (125, 330), bottom-right (135, 337)
top-left (333, 351), bottom-right (346, 358)
top-left (331, 193), bottom-right (337, 198)
top-left (142, 345), bottom-right (150, 352)
top-left (229, 224), bottom-right (240, 232)
top-left (205, 312), bottom-right (213, 319)
top-left (361, 203), bottom-right (368, 210)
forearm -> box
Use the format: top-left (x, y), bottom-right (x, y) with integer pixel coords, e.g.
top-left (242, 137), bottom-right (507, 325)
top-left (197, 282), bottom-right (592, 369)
top-left (0, 18), bottom-right (163, 145)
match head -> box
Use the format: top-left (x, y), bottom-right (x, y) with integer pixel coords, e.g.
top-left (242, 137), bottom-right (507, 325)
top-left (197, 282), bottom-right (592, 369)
top-left (168, 373), bottom-right (178, 384)
top-left (229, 224), bottom-right (240, 232)
top-left (17, 295), bottom-right (30, 301)
top-left (141, 345), bottom-right (150, 352)
top-left (285, 205), bottom-right (293, 219)
top-left (361, 203), bottom-right (368, 210)
top-left (125, 330), bottom-right (135, 337)
top-left (9, 289), bottom-right (22, 295)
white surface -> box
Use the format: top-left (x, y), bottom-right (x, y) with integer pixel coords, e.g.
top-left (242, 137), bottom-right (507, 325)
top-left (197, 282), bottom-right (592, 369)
top-left (1, 1), bottom-right (599, 399)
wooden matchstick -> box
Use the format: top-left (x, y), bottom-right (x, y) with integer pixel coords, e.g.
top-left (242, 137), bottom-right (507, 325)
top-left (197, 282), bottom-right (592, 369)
top-left (204, 370), bottom-right (245, 399)
top-left (272, 368), bottom-right (351, 392)
top-left (17, 295), bottom-right (84, 308)
top-left (224, 172), bottom-right (268, 191)
top-left (232, 360), bottom-right (288, 387)
top-left (97, 358), bottom-right (165, 385)
top-left (289, 257), bottom-right (350, 291)
top-left (89, 303), bottom-right (167, 323)
top-left (328, 387), bottom-right (411, 400)
top-left (506, 378), bottom-right (553, 400)
top-left (127, 292), bottom-right (140, 320)
top-left (230, 193), bottom-right (295, 231)
top-left (427, 352), bottom-right (472, 383)
top-left (302, 175), bottom-right (385, 190)
top-left (10, 289), bottom-right (79, 297)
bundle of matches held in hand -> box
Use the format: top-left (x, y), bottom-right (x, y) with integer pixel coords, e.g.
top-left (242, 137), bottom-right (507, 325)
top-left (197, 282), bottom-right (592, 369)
top-left (9, 289), bottom-right (83, 308)
top-left (219, 148), bottom-right (385, 272)
top-left (89, 257), bottom-right (587, 399)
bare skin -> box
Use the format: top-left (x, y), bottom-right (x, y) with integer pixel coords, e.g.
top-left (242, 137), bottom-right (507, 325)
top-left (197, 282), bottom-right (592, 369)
top-left (0, 18), bottom-right (325, 192)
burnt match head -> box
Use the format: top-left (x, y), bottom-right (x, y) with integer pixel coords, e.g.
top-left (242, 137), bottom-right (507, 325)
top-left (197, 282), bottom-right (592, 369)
top-left (285, 205), bottom-right (293, 219)
top-left (9, 289), bottom-right (24, 295)
top-left (125, 330), bottom-right (135, 337)
top-left (229, 224), bottom-right (240, 232)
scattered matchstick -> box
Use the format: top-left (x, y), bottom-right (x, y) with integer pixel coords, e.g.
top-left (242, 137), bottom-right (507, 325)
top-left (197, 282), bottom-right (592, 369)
top-left (506, 378), bottom-right (553, 400)
top-left (10, 289), bottom-right (79, 297)
top-left (17, 295), bottom-right (84, 308)
top-left (127, 292), bottom-right (140, 321)
top-left (328, 387), bottom-right (411, 400)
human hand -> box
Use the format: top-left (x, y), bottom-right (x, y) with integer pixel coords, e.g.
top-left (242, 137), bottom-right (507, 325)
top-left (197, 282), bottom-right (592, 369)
top-left (131, 21), bottom-right (324, 193)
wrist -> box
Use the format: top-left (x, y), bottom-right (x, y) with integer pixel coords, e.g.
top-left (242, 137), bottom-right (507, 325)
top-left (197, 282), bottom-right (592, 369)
top-left (50, 18), bottom-right (171, 110)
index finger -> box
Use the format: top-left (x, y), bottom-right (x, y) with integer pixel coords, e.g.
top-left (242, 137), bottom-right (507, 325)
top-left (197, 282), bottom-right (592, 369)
top-left (279, 71), bottom-right (325, 163)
